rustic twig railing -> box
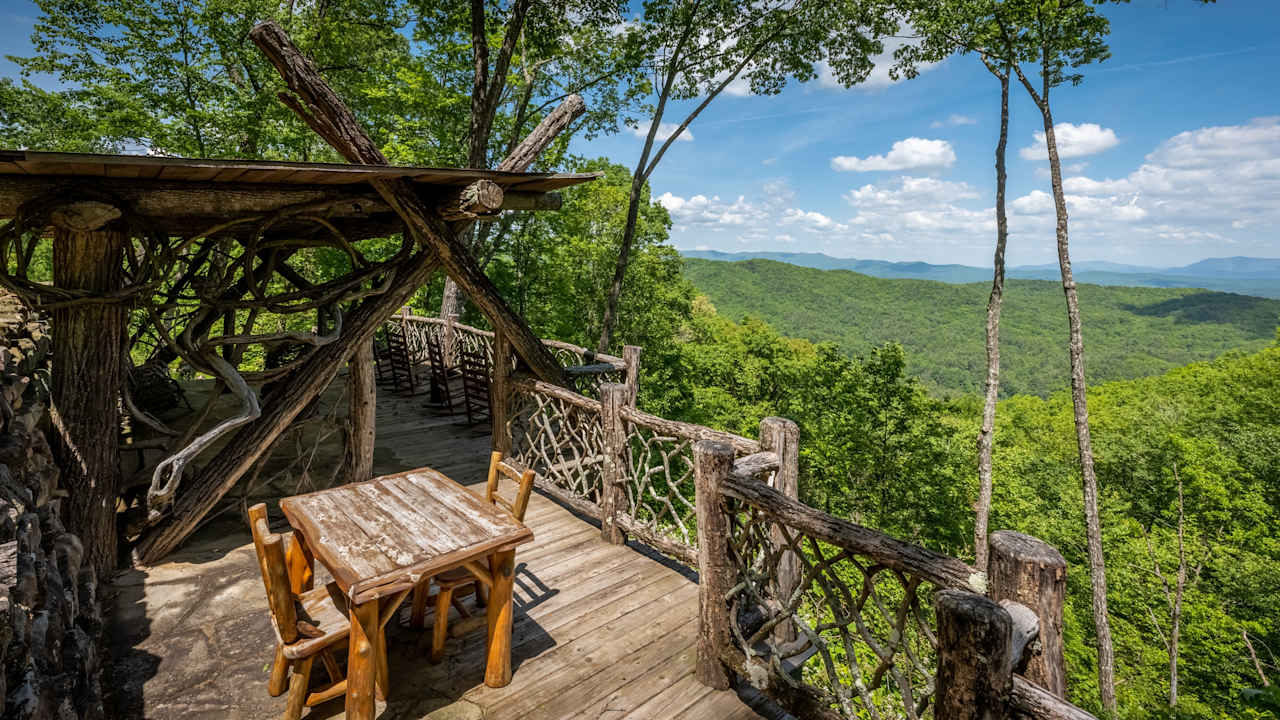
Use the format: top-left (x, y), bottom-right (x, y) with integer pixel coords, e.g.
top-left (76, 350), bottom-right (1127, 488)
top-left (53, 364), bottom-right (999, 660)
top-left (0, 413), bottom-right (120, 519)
top-left (394, 313), bottom-right (631, 396)
top-left (388, 318), bottom-right (1098, 720)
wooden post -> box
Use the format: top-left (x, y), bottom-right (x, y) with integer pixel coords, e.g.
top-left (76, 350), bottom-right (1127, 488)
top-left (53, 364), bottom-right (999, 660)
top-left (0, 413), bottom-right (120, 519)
top-left (491, 329), bottom-right (513, 454)
top-left (444, 312), bottom-right (459, 369)
top-left (49, 201), bottom-right (127, 577)
top-left (599, 383), bottom-right (628, 544)
top-left (759, 416), bottom-right (800, 646)
top-left (694, 439), bottom-right (734, 690)
top-left (989, 530), bottom-right (1068, 696)
top-left (342, 340), bottom-right (376, 484)
top-left (622, 345), bottom-right (642, 406)
top-left (935, 589), bottom-right (1013, 720)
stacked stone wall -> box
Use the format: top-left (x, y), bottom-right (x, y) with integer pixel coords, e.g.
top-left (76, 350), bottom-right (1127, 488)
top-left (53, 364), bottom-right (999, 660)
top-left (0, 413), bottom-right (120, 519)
top-left (0, 291), bottom-right (104, 719)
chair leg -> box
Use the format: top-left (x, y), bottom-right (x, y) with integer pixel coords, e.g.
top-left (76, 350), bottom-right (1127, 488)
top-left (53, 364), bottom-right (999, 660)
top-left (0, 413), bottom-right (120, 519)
top-left (283, 655), bottom-right (314, 720)
top-left (410, 582), bottom-right (430, 629)
top-left (268, 644), bottom-right (290, 697)
top-left (432, 586), bottom-right (453, 663)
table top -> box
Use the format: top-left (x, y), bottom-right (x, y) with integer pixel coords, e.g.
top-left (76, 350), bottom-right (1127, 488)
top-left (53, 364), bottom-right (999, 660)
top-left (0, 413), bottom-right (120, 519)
top-left (280, 467), bottom-right (534, 601)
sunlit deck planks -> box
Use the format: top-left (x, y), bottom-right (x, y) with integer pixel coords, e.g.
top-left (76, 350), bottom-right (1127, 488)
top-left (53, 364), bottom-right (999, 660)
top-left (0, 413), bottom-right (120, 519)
top-left (108, 375), bottom-right (768, 719)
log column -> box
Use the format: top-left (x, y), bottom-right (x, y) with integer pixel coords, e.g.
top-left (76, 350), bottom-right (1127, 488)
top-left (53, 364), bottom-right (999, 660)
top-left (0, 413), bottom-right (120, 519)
top-left (989, 530), bottom-right (1067, 695)
top-left (693, 439), bottom-right (734, 689)
top-left (598, 383), bottom-right (628, 544)
top-left (49, 201), bottom-right (128, 576)
top-left (935, 589), bottom-right (1013, 720)
top-left (759, 416), bottom-right (800, 646)
top-left (342, 340), bottom-right (376, 484)
top-left (491, 329), bottom-right (513, 454)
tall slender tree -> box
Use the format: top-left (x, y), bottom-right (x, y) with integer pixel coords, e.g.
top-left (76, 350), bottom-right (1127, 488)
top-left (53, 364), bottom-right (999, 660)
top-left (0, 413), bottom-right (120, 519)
top-left (898, 0), bottom-right (1015, 573)
top-left (903, 0), bottom-right (1119, 709)
top-left (596, 0), bottom-right (898, 352)
top-left (998, 1), bottom-right (1118, 711)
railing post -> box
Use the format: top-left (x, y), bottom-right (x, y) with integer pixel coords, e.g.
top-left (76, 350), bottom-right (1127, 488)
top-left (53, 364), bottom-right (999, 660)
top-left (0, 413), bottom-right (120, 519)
top-left (599, 383), bottom-right (628, 545)
top-left (491, 328), bottom-right (513, 455)
top-left (622, 345), bottom-right (642, 406)
top-left (989, 531), bottom-right (1067, 696)
top-left (443, 311), bottom-right (459, 368)
top-left (759, 416), bottom-right (800, 646)
top-left (694, 439), bottom-right (734, 690)
top-left (935, 589), bottom-right (1013, 720)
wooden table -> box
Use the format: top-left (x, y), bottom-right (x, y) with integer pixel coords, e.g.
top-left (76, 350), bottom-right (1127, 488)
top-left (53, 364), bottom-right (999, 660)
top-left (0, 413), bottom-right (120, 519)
top-left (280, 467), bottom-right (534, 720)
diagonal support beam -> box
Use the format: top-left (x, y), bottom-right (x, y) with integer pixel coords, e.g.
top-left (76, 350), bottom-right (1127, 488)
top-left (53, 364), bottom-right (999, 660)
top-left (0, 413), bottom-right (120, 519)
top-left (251, 19), bottom-right (578, 387)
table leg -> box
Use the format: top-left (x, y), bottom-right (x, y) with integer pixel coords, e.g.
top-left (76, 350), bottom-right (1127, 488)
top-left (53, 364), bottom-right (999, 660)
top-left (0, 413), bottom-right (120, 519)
top-left (484, 548), bottom-right (517, 688)
top-left (374, 589), bottom-right (409, 701)
top-left (347, 599), bottom-right (378, 720)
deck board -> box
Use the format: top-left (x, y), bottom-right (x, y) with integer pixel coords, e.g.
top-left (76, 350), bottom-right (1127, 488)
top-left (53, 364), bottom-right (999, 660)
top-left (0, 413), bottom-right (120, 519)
top-left (107, 373), bottom-right (770, 719)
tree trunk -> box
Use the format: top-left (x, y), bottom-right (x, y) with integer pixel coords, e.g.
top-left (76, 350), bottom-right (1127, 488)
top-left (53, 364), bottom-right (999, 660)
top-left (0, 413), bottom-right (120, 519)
top-left (49, 207), bottom-right (128, 576)
top-left (342, 340), bottom-right (376, 484)
top-left (974, 67), bottom-right (1011, 573)
top-left (597, 174), bottom-right (645, 353)
top-left (1039, 98), bottom-right (1117, 714)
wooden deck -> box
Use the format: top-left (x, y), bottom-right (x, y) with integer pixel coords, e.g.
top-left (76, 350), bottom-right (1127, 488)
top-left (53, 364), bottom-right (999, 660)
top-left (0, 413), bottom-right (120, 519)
top-left (108, 374), bottom-right (771, 719)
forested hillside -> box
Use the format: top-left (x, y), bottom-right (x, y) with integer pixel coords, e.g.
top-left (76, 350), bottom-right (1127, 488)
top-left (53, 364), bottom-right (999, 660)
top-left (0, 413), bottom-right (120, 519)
top-left (648, 295), bottom-right (1280, 717)
top-left (684, 257), bottom-right (1280, 396)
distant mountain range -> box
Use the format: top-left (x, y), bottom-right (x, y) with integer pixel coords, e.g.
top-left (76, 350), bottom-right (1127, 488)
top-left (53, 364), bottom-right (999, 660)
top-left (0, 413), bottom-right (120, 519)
top-left (681, 251), bottom-right (1280, 299)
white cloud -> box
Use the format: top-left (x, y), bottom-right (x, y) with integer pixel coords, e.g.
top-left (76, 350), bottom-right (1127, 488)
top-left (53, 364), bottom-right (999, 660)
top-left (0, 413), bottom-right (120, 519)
top-left (781, 208), bottom-right (839, 229)
top-left (844, 176), bottom-right (993, 240)
top-left (662, 117), bottom-right (1280, 264)
top-left (657, 192), bottom-right (763, 229)
top-left (631, 122), bottom-right (693, 143)
top-left (832, 138), bottom-right (957, 172)
top-left (931, 114), bottom-right (977, 128)
top-left (1019, 122), bottom-right (1119, 160)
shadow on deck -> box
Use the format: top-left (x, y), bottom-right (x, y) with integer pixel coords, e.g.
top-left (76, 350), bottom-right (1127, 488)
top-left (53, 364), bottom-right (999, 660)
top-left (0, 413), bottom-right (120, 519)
top-left (107, 375), bottom-right (770, 720)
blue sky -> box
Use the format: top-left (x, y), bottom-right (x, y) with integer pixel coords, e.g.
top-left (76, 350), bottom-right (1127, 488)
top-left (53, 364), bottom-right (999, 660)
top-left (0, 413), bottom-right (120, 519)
top-left (577, 1), bottom-right (1280, 267)
top-left (2, 0), bottom-right (1278, 267)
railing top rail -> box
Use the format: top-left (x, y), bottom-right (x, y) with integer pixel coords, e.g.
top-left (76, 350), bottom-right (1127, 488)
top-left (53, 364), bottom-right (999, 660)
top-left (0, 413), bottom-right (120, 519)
top-left (722, 472), bottom-right (985, 593)
top-left (512, 376), bottom-right (603, 412)
top-left (618, 403), bottom-right (759, 455)
top-left (395, 314), bottom-right (627, 368)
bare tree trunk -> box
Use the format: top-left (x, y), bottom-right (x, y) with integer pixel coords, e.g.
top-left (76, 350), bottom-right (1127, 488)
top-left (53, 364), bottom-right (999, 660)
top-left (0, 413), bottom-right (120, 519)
top-left (50, 212), bottom-right (128, 576)
top-left (1010, 44), bottom-right (1117, 710)
top-left (341, 340), bottom-right (376, 484)
top-left (974, 65), bottom-right (1010, 573)
top-left (1041, 95), bottom-right (1118, 716)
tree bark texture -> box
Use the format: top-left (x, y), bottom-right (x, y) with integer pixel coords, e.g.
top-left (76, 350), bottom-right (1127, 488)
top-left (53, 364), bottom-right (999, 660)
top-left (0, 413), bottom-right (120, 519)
top-left (342, 339), bottom-right (376, 484)
top-left (50, 214), bottom-right (128, 576)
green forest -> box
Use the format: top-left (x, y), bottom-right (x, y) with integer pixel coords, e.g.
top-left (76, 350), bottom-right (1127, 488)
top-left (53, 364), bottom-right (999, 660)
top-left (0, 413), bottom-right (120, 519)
top-left (2, 0), bottom-right (1277, 718)
top-left (683, 257), bottom-right (1280, 397)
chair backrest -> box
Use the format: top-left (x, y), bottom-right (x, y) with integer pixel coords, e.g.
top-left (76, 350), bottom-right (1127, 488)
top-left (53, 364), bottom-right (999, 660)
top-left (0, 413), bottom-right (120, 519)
top-left (248, 503), bottom-right (299, 644)
top-left (485, 451), bottom-right (536, 523)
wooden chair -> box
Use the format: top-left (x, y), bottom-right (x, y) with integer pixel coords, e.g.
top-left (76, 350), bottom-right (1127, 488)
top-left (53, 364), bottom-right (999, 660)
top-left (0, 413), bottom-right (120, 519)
top-left (249, 503), bottom-right (386, 719)
top-left (410, 452), bottom-right (535, 662)
top-left (425, 329), bottom-right (455, 412)
top-left (385, 322), bottom-right (418, 395)
top-left (458, 345), bottom-right (491, 425)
